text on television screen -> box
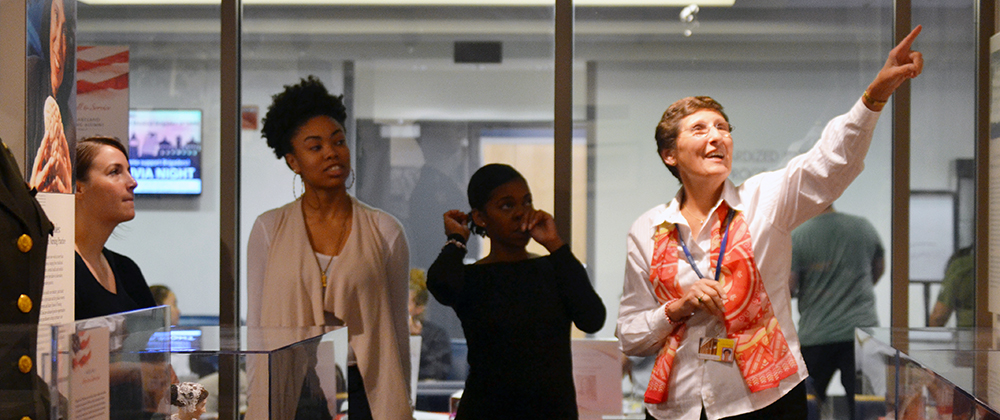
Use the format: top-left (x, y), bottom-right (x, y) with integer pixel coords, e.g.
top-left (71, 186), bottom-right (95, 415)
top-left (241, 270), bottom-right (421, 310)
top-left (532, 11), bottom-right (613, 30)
top-left (128, 109), bottom-right (202, 195)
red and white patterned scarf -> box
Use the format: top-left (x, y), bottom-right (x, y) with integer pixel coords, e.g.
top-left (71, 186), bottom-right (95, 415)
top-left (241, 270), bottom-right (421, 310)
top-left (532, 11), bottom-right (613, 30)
top-left (644, 202), bottom-right (798, 404)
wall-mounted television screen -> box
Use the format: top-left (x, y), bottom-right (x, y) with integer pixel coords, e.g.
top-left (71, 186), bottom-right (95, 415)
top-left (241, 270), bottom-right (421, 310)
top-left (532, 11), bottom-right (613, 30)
top-left (128, 109), bottom-right (203, 195)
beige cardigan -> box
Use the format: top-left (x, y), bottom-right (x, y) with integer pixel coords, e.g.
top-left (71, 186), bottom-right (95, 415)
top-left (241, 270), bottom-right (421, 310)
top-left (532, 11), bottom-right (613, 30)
top-left (246, 196), bottom-right (411, 419)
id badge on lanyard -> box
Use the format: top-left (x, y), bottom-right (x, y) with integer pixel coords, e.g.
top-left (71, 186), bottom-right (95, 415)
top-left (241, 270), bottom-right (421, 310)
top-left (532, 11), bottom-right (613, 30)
top-left (677, 208), bottom-right (737, 364)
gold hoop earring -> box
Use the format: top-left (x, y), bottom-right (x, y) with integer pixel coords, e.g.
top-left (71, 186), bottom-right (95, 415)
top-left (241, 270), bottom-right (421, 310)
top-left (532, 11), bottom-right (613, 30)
top-left (346, 169), bottom-right (356, 190)
top-left (292, 173), bottom-right (304, 199)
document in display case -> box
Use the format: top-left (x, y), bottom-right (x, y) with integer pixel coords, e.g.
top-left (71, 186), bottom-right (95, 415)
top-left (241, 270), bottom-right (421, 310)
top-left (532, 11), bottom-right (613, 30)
top-left (69, 305), bottom-right (171, 420)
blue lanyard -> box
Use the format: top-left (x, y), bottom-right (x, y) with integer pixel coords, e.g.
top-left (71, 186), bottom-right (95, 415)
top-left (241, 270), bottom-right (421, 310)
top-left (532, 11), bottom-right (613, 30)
top-left (675, 208), bottom-right (736, 281)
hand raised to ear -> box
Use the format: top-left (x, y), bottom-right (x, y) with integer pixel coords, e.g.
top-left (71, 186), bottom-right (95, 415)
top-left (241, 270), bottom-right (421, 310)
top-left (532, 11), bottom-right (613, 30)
top-left (524, 210), bottom-right (564, 252)
top-left (443, 209), bottom-right (471, 241)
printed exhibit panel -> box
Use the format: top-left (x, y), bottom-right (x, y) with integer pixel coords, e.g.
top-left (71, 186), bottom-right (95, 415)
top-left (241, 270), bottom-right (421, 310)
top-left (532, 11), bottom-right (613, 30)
top-left (77, 45), bottom-right (129, 141)
top-left (27, 0), bottom-right (79, 401)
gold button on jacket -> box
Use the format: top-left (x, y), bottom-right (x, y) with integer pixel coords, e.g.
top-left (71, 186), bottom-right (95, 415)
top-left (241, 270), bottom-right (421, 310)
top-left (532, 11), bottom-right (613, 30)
top-left (1, 139), bottom-right (54, 417)
top-left (17, 294), bottom-right (32, 313)
top-left (18, 355), bottom-right (32, 374)
top-left (17, 234), bottom-right (32, 253)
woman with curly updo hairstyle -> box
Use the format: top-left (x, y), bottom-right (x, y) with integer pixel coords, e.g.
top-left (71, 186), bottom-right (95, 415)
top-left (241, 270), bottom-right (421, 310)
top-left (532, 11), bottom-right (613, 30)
top-left (247, 76), bottom-right (412, 420)
top-left (260, 75), bottom-right (347, 159)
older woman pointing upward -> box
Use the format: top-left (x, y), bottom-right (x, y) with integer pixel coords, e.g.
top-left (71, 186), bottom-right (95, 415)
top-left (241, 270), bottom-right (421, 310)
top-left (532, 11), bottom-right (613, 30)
top-left (617, 26), bottom-right (923, 420)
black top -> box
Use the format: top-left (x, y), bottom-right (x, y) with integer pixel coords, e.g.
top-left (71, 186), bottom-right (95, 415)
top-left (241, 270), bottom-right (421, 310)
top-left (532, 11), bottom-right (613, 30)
top-left (75, 248), bottom-right (157, 320)
top-left (427, 244), bottom-right (606, 420)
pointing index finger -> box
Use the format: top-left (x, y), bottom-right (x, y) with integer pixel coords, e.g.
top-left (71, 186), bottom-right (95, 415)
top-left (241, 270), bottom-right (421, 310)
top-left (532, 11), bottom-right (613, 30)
top-left (895, 25), bottom-right (922, 55)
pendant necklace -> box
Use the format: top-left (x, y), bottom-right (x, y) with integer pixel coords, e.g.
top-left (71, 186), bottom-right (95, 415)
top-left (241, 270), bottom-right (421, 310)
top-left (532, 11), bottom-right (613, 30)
top-left (682, 206), bottom-right (706, 227)
top-left (307, 204), bottom-right (352, 289)
top-left (313, 252), bottom-right (335, 288)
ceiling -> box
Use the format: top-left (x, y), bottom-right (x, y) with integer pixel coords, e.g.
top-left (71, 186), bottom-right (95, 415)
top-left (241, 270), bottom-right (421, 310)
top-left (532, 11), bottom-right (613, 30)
top-left (74, 0), bottom-right (974, 65)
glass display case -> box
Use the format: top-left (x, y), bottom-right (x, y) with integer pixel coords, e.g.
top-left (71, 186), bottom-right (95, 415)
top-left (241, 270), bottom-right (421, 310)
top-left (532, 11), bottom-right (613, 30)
top-left (62, 306), bottom-right (347, 420)
top-left (856, 327), bottom-right (999, 420)
top-left (176, 324), bottom-right (348, 420)
top-left (59, 306), bottom-right (171, 419)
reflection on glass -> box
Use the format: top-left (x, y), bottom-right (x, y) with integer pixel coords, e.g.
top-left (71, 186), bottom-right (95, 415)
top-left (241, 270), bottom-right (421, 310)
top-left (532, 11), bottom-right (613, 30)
top-left (857, 328), bottom-right (1000, 419)
top-left (909, 2), bottom-right (977, 329)
top-left (70, 306), bottom-right (171, 419)
top-left (77, 1), bottom-right (224, 323)
top-left (66, 1), bottom-right (991, 416)
top-left (580, 2), bottom-right (895, 340)
top-left (239, 5), bottom-right (557, 352)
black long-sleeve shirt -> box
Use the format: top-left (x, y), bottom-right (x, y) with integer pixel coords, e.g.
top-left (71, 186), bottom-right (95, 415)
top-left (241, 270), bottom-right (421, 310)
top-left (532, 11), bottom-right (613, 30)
top-left (427, 243), bottom-right (605, 419)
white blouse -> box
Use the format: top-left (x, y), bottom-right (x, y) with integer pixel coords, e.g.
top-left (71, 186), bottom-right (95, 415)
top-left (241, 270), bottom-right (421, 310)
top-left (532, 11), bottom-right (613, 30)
top-left (618, 98), bottom-right (881, 420)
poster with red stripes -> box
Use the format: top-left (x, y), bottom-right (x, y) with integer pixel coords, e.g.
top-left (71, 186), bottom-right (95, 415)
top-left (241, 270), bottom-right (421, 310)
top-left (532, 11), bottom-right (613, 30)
top-left (76, 45), bottom-right (129, 142)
